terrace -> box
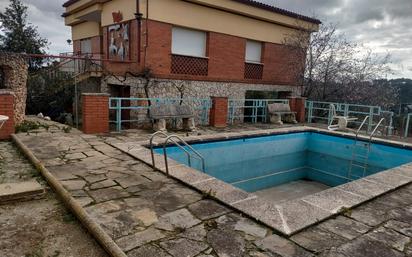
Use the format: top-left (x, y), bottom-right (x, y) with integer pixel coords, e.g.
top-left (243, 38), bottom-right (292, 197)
top-left (1, 98), bottom-right (412, 256)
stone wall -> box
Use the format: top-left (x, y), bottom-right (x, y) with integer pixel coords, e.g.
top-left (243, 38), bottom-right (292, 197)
top-left (102, 76), bottom-right (301, 100)
top-left (0, 52), bottom-right (28, 124)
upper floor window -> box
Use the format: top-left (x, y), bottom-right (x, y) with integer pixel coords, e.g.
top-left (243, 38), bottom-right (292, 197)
top-left (245, 40), bottom-right (262, 63)
top-left (172, 27), bottom-right (207, 58)
top-left (80, 39), bottom-right (92, 54)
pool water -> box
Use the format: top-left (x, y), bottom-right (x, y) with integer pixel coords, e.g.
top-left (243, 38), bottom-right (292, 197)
top-left (156, 132), bottom-right (412, 192)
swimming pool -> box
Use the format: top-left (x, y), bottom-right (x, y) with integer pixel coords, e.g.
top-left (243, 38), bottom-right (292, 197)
top-left (156, 132), bottom-right (412, 193)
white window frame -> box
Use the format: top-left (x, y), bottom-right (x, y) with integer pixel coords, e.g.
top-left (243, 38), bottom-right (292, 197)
top-left (245, 40), bottom-right (263, 64)
top-left (172, 27), bottom-right (207, 58)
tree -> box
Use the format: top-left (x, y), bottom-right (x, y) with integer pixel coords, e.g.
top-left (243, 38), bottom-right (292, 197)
top-left (0, 0), bottom-right (48, 68)
top-left (283, 21), bottom-right (397, 108)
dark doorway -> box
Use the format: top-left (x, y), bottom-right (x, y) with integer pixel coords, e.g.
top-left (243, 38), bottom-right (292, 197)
top-left (0, 67), bottom-right (6, 89)
top-left (109, 85), bottom-right (131, 129)
top-left (244, 90), bottom-right (279, 123)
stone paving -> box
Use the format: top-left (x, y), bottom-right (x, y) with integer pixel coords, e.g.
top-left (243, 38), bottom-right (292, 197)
top-left (14, 127), bottom-right (412, 257)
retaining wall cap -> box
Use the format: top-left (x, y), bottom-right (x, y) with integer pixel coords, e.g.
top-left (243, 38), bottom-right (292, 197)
top-left (0, 90), bottom-right (15, 96)
top-left (82, 93), bottom-right (110, 96)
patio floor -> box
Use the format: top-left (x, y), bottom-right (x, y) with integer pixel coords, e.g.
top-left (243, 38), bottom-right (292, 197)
top-left (11, 122), bottom-right (412, 257)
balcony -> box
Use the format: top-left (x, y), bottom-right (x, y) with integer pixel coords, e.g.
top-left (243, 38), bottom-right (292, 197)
top-left (171, 54), bottom-right (208, 76)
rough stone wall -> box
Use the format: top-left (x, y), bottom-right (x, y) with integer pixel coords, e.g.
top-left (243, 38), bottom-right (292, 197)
top-left (0, 52), bottom-right (28, 124)
top-left (103, 76), bottom-right (301, 100)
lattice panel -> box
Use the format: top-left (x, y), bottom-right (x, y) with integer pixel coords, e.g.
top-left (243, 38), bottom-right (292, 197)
top-left (244, 62), bottom-right (263, 80)
top-left (171, 55), bottom-right (208, 76)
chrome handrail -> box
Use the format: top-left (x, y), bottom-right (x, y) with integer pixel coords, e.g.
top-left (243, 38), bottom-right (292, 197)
top-left (356, 116), bottom-right (370, 139)
top-left (163, 135), bottom-right (205, 174)
top-left (369, 118), bottom-right (385, 141)
top-left (149, 131), bottom-right (169, 170)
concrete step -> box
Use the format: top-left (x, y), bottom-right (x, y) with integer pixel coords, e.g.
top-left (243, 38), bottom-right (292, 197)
top-left (0, 180), bottom-right (45, 203)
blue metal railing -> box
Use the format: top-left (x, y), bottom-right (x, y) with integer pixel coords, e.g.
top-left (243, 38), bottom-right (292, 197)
top-left (305, 101), bottom-right (394, 135)
top-left (228, 99), bottom-right (289, 124)
top-left (109, 97), bottom-right (212, 132)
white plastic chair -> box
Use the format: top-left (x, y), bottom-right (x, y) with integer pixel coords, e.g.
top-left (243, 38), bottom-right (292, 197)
top-left (328, 104), bottom-right (357, 131)
top-left (0, 115), bottom-right (9, 130)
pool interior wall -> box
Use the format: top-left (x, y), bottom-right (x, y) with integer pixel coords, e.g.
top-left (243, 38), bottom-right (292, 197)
top-left (156, 132), bottom-right (412, 192)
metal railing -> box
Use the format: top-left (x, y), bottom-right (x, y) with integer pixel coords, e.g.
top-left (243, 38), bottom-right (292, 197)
top-left (162, 135), bottom-right (205, 174)
top-left (109, 97), bottom-right (212, 132)
top-left (149, 132), bottom-right (205, 175)
top-left (305, 101), bottom-right (394, 135)
top-left (228, 99), bottom-right (289, 124)
top-left (355, 116), bottom-right (370, 139)
top-left (405, 113), bottom-right (412, 138)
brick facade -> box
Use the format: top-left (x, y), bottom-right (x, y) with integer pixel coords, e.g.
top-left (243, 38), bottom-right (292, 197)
top-left (82, 93), bottom-right (109, 134)
top-left (96, 19), bottom-right (302, 86)
top-left (0, 91), bottom-right (15, 140)
top-left (209, 97), bottom-right (228, 128)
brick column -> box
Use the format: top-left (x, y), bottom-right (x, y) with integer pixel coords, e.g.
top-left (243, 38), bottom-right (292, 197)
top-left (0, 90), bottom-right (15, 140)
top-left (82, 93), bottom-right (110, 134)
top-left (289, 97), bottom-right (306, 123)
top-left (209, 97), bottom-right (228, 128)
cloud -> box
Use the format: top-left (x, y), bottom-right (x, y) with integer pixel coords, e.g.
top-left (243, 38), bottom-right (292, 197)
top-left (259, 0), bottom-right (412, 78)
top-left (0, 0), bottom-right (411, 78)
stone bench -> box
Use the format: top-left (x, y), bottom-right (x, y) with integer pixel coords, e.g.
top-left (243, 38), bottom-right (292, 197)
top-left (267, 103), bottom-right (297, 125)
top-left (149, 104), bottom-right (196, 131)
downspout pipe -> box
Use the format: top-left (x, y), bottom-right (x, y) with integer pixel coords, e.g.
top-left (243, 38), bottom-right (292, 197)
top-left (135, 0), bottom-right (143, 63)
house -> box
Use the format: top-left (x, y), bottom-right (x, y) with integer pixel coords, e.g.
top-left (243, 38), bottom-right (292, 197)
top-left (62, 0), bottom-right (320, 101)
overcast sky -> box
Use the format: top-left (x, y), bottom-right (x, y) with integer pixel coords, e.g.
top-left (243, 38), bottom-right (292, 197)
top-left (0, 0), bottom-right (411, 78)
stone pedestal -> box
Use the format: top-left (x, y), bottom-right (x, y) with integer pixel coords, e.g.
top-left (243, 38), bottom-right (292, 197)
top-left (183, 118), bottom-right (196, 131)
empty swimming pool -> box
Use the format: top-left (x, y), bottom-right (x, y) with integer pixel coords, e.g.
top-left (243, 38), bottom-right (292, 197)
top-left (156, 132), bottom-right (412, 193)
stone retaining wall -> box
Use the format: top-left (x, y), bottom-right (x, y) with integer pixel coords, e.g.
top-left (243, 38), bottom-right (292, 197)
top-left (102, 76), bottom-right (301, 100)
top-left (0, 52), bottom-right (28, 125)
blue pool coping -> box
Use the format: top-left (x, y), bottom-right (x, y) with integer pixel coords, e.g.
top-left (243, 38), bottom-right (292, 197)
top-left (108, 126), bottom-right (412, 236)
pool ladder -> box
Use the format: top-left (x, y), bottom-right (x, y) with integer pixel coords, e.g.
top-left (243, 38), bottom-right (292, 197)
top-left (149, 131), bottom-right (205, 175)
top-left (347, 116), bottom-right (385, 181)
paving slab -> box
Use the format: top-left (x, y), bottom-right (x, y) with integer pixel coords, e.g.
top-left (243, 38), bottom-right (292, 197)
top-left (255, 234), bottom-right (313, 257)
top-left (366, 226), bottom-right (410, 252)
top-left (159, 238), bottom-right (209, 257)
top-left (0, 180), bottom-right (45, 202)
top-left (188, 199), bottom-right (231, 220)
top-left (290, 227), bottom-right (348, 253)
top-left (207, 228), bottom-right (246, 257)
top-left (319, 236), bottom-right (404, 257)
top-left (155, 208), bottom-right (201, 231)
top-left (115, 227), bottom-right (165, 252)
top-left (317, 216), bottom-right (371, 240)
top-left (127, 244), bottom-right (171, 257)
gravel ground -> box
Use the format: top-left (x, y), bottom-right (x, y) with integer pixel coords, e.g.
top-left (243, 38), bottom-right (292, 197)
top-left (0, 140), bottom-right (108, 257)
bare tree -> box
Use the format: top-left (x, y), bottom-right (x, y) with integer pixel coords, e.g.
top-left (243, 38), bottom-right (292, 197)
top-left (283, 21), bottom-right (397, 108)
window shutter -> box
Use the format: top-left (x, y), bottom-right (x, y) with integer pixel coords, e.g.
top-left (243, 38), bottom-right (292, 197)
top-left (172, 27), bottom-right (206, 57)
top-left (80, 39), bottom-right (92, 54)
top-left (245, 40), bottom-right (262, 63)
